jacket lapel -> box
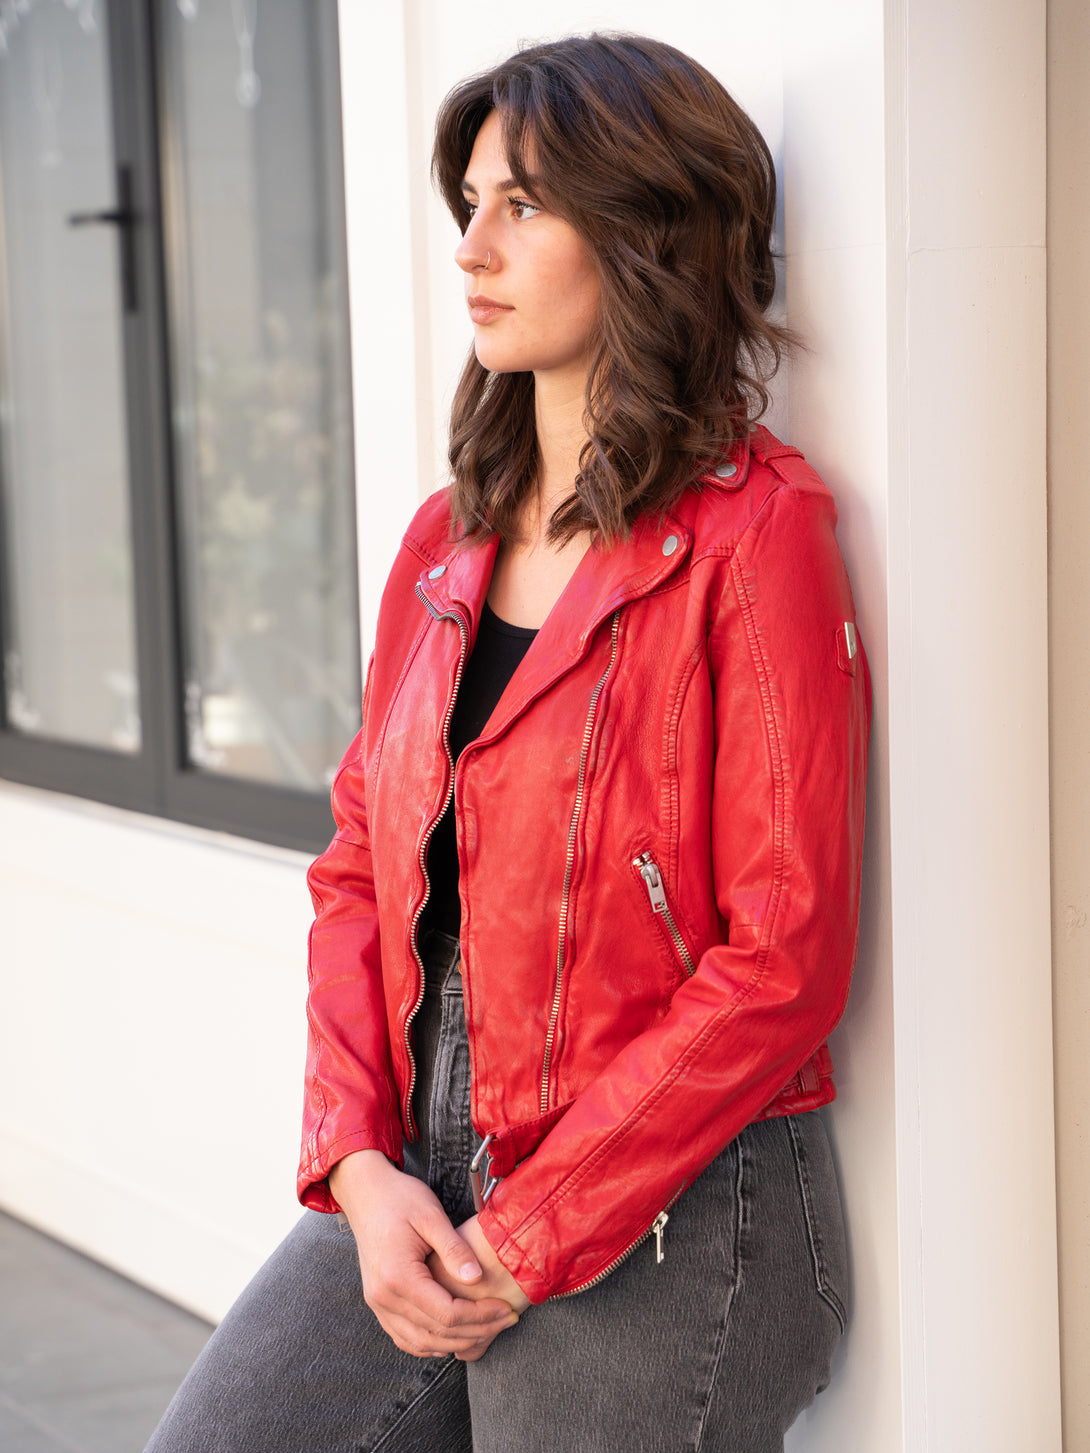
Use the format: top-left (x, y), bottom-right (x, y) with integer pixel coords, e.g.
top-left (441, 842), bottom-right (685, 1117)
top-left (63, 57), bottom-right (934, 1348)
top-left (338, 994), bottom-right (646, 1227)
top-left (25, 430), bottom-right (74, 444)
top-left (481, 512), bottom-right (693, 740)
top-left (413, 509), bottom-right (693, 740)
top-left (414, 532), bottom-right (498, 645)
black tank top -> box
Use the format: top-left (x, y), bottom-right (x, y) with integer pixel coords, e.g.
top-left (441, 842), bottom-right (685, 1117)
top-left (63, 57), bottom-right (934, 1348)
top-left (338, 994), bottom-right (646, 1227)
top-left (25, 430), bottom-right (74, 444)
top-left (420, 601), bottom-right (537, 939)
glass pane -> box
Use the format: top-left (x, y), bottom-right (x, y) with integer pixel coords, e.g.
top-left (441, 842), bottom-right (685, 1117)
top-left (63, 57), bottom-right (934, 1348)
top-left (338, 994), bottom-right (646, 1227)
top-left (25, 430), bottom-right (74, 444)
top-left (0, 0), bottom-right (141, 752)
top-left (160, 0), bottom-right (358, 791)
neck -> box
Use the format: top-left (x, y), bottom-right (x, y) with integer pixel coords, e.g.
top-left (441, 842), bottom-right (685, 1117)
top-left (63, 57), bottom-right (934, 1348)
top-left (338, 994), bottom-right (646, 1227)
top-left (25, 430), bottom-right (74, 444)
top-left (528, 367), bottom-right (590, 537)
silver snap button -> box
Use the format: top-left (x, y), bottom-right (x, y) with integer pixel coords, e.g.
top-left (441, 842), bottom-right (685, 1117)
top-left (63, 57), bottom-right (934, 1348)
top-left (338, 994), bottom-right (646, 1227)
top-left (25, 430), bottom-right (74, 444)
top-left (715, 461), bottom-right (738, 479)
top-left (428, 565), bottom-right (447, 579)
top-left (662, 534), bottom-right (679, 556)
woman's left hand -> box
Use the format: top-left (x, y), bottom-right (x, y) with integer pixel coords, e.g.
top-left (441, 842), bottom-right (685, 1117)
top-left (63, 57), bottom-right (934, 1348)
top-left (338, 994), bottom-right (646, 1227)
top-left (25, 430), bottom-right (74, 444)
top-left (427, 1215), bottom-right (531, 1360)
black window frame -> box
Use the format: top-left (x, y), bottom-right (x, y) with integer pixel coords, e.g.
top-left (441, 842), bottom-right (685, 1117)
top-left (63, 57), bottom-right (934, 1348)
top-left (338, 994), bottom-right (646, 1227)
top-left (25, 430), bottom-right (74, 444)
top-left (0, 0), bottom-right (357, 855)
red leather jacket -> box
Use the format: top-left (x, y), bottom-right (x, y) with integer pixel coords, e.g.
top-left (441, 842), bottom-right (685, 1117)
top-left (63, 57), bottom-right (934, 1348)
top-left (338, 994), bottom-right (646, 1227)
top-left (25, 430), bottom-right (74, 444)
top-left (298, 427), bottom-right (870, 1302)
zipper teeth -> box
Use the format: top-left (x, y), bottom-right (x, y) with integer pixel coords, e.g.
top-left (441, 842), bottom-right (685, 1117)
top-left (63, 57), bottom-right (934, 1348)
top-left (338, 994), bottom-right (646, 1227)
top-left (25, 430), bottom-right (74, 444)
top-left (405, 583), bottom-right (469, 1139)
top-left (656, 893), bottom-right (697, 977)
top-left (540, 612), bottom-right (621, 1116)
top-left (635, 852), bottom-right (697, 977)
top-left (553, 1189), bottom-right (684, 1298)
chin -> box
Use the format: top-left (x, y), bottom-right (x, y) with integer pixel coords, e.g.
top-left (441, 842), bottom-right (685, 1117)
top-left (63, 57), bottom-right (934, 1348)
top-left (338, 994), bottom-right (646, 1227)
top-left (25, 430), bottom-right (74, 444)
top-left (473, 344), bottom-right (526, 374)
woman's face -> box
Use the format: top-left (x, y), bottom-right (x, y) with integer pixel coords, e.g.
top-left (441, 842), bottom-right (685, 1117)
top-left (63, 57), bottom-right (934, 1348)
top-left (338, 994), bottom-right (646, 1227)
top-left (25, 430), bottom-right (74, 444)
top-left (455, 111), bottom-right (600, 391)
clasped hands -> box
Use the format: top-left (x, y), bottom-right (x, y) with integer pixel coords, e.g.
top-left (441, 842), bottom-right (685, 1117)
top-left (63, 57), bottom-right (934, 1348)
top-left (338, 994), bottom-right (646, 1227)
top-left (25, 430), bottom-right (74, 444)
top-left (329, 1149), bottom-right (531, 1362)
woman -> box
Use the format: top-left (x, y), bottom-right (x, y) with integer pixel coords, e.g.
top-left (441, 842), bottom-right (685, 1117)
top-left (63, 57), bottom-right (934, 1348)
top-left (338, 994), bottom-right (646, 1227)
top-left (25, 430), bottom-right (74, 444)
top-left (148, 32), bottom-right (869, 1453)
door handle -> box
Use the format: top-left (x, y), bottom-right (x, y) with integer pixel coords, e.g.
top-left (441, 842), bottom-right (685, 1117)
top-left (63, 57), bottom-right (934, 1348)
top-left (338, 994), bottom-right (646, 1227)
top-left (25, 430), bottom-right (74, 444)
top-left (66, 163), bottom-right (137, 314)
top-left (67, 207), bottom-right (133, 227)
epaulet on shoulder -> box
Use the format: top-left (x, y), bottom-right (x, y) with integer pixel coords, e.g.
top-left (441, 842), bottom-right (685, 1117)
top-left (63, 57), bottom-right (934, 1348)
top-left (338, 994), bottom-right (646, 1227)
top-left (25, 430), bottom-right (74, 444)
top-left (696, 424), bottom-right (810, 496)
top-left (749, 425), bottom-right (801, 469)
top-left (749, 426), bottom-right (826, 495)
top-left (402, 485), bottom-right (456, 566)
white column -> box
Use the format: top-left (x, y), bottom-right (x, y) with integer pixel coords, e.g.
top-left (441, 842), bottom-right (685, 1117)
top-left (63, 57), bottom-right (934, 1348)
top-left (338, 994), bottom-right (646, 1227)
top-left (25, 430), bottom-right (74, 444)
top-left (886, 0), bottom-right (1058, 1447)
top-left (784, 0), bottom-right (1058, 1446)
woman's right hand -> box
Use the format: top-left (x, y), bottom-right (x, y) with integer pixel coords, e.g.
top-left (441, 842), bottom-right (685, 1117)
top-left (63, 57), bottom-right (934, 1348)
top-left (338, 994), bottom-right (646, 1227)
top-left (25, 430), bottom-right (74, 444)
top-left (328, 1149), bottom-right (519, 1359)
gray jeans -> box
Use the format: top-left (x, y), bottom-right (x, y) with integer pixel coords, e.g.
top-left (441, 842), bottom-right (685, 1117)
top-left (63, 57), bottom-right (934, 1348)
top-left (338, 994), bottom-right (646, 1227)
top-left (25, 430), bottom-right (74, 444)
top-left (146, 932), bottom-right (847, 1452)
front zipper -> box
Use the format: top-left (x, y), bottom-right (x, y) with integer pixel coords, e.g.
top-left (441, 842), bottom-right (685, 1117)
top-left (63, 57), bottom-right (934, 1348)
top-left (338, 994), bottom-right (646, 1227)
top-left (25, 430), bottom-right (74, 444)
top-left (540, 610), bottom-right (622, 1115)
top-left (633, 851), bottom-right (697, 977)
top-left (405, 583), bottom-right (470, 1139)
top-left (553, 1198), bottom-right (679, 1298)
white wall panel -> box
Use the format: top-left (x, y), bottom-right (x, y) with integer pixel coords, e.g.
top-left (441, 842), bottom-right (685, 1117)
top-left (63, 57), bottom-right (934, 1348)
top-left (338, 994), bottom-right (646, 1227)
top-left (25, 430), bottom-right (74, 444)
top-left (781, 1), bottom-right (900, 1445)
top-left (0, 784), bottom-right (311, 1319)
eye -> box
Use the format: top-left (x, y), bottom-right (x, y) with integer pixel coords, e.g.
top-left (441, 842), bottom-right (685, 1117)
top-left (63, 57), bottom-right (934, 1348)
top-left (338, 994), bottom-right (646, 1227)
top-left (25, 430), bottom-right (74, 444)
top-left (509, 197), bottom-right (541, 220)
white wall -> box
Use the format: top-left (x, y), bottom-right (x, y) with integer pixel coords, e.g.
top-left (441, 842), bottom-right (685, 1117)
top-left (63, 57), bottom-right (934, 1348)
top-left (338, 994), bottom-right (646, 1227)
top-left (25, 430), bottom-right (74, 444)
top-left (0, 784), bottom-right (312, 1320)
top-left (0, 2), bottom-right (1063, 1445)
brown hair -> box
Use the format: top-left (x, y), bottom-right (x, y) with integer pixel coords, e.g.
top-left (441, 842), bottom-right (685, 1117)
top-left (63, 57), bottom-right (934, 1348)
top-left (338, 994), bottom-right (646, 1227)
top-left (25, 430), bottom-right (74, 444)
top-left (432, 33), bottom-right (791, 545)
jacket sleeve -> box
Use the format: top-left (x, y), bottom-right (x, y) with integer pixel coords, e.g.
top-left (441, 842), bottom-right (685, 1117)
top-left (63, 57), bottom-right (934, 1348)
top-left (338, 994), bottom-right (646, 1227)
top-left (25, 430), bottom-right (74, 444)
top-left (297, 658), bottom-right (405, 1213)
top-left (476, 482), bottom-right (871, 1301)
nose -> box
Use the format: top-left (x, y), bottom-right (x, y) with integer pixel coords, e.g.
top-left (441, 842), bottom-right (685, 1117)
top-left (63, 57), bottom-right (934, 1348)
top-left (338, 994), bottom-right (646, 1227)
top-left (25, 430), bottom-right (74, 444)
top-left (455, 217), bottom-right (492, 274)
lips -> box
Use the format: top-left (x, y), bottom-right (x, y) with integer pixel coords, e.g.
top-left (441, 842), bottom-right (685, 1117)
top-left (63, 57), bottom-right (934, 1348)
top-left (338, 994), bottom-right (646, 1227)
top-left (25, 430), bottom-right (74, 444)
top-left (468, 294), bottom-right (514, 324)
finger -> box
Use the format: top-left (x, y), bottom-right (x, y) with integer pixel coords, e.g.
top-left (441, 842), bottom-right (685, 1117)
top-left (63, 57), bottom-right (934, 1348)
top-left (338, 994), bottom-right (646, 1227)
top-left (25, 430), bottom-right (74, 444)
top-left (443, 1329), bottom-right (497, 1362)
top-left (381, 1311), bottom-right (503, 1359)
top-left (372, 1278), bottom-right (515, 1339)
top-left (410, 1294), bottom-right (516, 1340)
top-left (416, 1212), bottom-right (482, 1286)
top-left (379, 1310), bottom-right (480, 1356)
top-left (397, 1263), bottom-right (512, 1328)
top-left (455, 1339), bottom-right (494, 1363)
top-left (455, 1318), bottom-right (518, 1363)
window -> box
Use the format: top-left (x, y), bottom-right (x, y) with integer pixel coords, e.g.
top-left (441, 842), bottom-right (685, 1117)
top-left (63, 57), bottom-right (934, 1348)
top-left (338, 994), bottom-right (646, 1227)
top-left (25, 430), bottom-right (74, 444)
top-left (0, 0), bottom-right (358, 852)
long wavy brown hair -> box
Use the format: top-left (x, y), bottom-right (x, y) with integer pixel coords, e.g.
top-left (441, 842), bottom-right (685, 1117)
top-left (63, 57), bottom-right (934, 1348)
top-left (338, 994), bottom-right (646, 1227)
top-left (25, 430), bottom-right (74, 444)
top-left (432, 33), bottom-right (792, 546)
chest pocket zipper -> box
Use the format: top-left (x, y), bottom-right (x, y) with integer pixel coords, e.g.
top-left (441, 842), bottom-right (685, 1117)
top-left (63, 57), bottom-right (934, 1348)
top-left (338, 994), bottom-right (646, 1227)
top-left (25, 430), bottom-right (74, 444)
top-left (633, 852), bottom-right (697, 978)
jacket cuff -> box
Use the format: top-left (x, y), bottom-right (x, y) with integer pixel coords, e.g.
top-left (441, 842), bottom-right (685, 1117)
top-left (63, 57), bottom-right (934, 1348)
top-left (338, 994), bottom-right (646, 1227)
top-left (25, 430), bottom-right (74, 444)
top-left (297, 1127), bottom-right (405, 1213)
top-left (477, 1207), bottom-right (554, 1304)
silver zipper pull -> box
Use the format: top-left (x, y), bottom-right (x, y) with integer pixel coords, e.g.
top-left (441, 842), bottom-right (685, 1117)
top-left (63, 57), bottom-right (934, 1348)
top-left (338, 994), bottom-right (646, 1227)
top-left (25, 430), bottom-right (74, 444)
top-left (635, 853), bottom-right (667, 914)
top-left (651, 1209), bottom-right (669, 1264)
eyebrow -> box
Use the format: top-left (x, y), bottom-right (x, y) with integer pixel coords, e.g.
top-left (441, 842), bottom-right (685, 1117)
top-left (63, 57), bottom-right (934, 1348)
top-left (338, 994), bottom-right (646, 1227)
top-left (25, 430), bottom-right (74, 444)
top-left (460, 175), bottom-right (522, 197)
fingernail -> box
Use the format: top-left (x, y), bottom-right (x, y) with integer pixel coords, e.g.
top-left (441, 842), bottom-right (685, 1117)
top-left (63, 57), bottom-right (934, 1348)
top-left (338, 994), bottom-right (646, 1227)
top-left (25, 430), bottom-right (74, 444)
top-left (460, 1262), bottom-right (481, 1280)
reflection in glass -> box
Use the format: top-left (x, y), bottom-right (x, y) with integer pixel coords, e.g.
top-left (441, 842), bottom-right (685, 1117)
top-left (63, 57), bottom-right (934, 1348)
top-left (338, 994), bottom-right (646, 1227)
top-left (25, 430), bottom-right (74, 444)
top-left (0, 0), bottom-right (141, 753)
top-left (160, 0), bottom-right (358, 790)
